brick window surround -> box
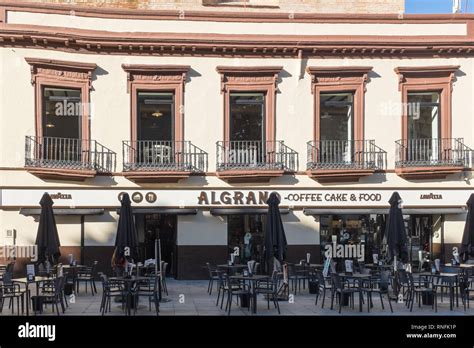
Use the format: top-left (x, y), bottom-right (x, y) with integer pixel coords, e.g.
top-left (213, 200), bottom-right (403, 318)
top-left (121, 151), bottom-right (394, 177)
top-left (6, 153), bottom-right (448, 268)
top-left (121, 64), bottom-right (190, 144)
top-left (216, 66), bottom-right (282, 144)
top-left (394, 65), bottom-right (459, 142)
top-left (306, 66), bottom-right (373, 143)
top-left (394, 65), bottom-right (461, 179)
top-left (26, 57), bottom-right (97, 146)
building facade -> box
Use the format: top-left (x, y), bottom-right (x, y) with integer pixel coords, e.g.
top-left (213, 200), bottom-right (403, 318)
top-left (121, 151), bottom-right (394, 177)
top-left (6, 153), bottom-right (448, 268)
top-left (0, 1), bottom-right (473, 279)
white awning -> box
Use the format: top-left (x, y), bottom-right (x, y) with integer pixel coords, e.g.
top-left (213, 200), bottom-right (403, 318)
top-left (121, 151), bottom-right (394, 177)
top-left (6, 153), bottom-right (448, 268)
top-left (303, 207), bottom-right (467, 215)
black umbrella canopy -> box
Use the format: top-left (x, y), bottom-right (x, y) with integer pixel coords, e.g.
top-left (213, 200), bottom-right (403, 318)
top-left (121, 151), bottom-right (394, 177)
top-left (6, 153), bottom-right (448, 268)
top-left (385, 192), bottom-right (408, 263)
top-left (114, 193), bottom-right (139, 263)
top-left (460, 193), bottom-right (474, 262)
top-left (264, 192), bottom-right (288, 267)
top-left (35, 192), bottom-right (61, 265)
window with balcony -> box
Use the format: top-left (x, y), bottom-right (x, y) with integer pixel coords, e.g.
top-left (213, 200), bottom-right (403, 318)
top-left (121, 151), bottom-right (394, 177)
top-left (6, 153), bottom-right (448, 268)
top-left (24, 58), bottom-right (116, 180)
top-left (121, 64), bottom-right (207, 182)
top-left (319, 93), bottom-right (354, 164)
top-left (394, 66), bottom-right (473, 179)
top-left (216, 66), bottom-right (297, 182)
top-left (306, 66), bottom-right (386, 182)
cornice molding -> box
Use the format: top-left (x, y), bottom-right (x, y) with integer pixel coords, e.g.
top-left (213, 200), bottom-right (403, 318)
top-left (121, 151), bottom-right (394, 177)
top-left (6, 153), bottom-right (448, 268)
top-left (1, 26), bottom-right (473, 58)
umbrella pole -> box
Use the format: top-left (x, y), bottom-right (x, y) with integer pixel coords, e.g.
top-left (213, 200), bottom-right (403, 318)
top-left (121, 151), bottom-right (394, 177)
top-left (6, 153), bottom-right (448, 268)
top-left (156, 238), bottom-right (162, 302)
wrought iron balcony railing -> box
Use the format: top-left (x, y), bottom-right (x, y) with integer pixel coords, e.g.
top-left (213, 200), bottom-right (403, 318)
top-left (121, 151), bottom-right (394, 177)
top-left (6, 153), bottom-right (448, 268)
top-left (216, 140), bottom-right (298, 171)
top-left (395, 138), bottom-right (474, 168)
top-left (25, 136), bottom-right (116, 173)
top-left (307, 139), bottom-right (387, 170)
top-left (122, 140), bottom-right (208, 172)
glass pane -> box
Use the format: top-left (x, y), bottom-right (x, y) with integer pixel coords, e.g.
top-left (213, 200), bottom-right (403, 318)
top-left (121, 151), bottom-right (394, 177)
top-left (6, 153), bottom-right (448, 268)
top-left (227, 214), bottom-right (265, 265)
top-left (407, 92), bottom-right (440, 139)
top-left (229, 93), bottom-right (265, 141)
top-left (319, 93), bottom-right (354, 163)
top-left (320, 214), bottom-right (385, 264)
top-left (42, 87), bottom-right (81, 139)
top-left (320, 93), bottom-right (353, 141)
top-left (137, 92), bottom-right (174, 141)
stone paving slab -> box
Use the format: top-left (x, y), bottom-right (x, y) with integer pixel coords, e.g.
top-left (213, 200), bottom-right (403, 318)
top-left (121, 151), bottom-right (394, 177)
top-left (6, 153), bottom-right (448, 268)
top-left (0, 279), bottom-right (472, 316)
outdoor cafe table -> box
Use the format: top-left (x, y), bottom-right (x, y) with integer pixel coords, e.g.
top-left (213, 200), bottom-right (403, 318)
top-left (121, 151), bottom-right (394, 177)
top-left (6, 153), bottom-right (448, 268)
top-left (230, 274), bottom-right (271, 314)
top-left (217, 264), bottom-right (248, 275)
top-left (338, 273), bottom-right (372, 312)
top-left (296, 263), bottom-right (324, 270)
top-left (12, 276), bottom-right (52, 315)
top-left (365, 264), bottom-right (394, 271)
top-left (110, 276), bottom-right (151, 315)
top-left (62, 264), bottom-right (85, 283)
top-left (417, 272), bottom-right (460, 310)
top-left (445, 263), bottom-right (474, 271)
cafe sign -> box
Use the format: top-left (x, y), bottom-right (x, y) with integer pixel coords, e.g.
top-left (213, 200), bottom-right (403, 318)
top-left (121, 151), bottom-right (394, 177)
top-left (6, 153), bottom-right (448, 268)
top-left (0, 188), bottom-right (471, 209)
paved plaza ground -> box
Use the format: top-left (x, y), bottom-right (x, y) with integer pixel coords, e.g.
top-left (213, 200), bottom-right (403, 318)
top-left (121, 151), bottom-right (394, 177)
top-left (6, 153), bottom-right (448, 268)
top-left (1, 279), bottom-right (472, 316)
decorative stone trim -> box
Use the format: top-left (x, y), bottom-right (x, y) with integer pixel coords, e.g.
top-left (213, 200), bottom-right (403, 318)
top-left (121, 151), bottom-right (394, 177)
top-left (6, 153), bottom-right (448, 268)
top-left (306, 66), bottom-right (372, 143)
top-left (216, 66), bottom-right (282, 143)
top-left (121, 64), bottom-right (190, 145)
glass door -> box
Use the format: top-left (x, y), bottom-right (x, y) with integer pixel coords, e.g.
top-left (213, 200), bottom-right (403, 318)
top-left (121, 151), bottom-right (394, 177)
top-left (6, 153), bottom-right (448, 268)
top-left (229, 93), bottom-right (265, 166)
top-left (137, 92), bottom-right (174, 166)
top-left (42, 87), bottom-right (82, 164)
top-left (319, 93), bottom-right (354, 165)
top-left (407, 92), bottom-right (441, 163)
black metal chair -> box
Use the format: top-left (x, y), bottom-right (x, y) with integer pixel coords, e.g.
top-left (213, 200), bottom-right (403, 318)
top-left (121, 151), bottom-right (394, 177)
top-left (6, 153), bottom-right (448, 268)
top-left (255, 271), bottom-right (281, 314)
top-left (206, 262), bottom-right (220, 295)
top-left (137, 276), bottom-right (160, 315)
top-left (407, 272), bottom-right (437, 313)
top-left (215, 271), bottom-right (240, 309)
top-left (0, 283), bottom-right (25, 315)
top-left (0, 263), bottom-right (14, 284)
top-left (75, 261), bottom-right (98, 295)
top-left (433, 274), bottom-right (456, 311)
top-left (287, 263), bottom-right (300, 294)
top-left (330, 273), bottom-right (358, 313)
top-left (460, 270), bottom-right (474, 311)
top-left (224, 273), bottom-right (251, 315)
top-left (315, 270), bottom-right (332, 308)
top-left (361, 271), bottom-right (393, 313)
top-left (296, 260), bottom-right (311, 291)
top-left (99, 274), bottom-right (126, 315)
top-left (40, 277), bottom-right (67, 316)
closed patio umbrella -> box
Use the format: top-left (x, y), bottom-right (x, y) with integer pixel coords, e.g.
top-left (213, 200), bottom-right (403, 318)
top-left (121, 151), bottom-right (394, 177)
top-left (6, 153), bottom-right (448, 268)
top-left (264, 192), bottom-right (288, 272)
top-left (385, 192), bottom-right (408, 299)
top-left (460, 194), bottom-right (474, 262)
top-left (35, 192), bottom-right (61, 266)
top-left (385, 192), bottom-right (408, 264)
top-left (114, 193), bottom-right (139, 270)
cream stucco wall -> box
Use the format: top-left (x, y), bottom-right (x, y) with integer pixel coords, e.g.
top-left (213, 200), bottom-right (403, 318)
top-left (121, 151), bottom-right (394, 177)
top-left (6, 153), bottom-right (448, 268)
top-left (2, 47), bottom-right (474, 177)
top-left (444, 214), bottom-right (467, 245)
top-left (282, 211), bottom-right (319, 245)
top-left (0, 210), bottom-right (81, 246)
top-left (0, 11), bottom-right (472, 255)
top-left (177, 210), bottom-right (227, 245)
